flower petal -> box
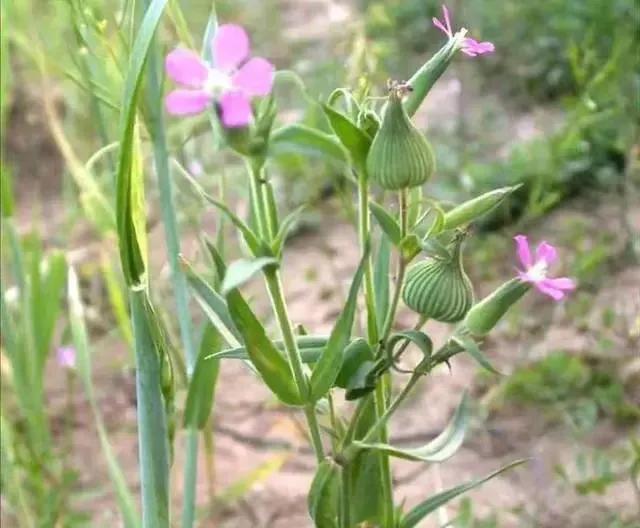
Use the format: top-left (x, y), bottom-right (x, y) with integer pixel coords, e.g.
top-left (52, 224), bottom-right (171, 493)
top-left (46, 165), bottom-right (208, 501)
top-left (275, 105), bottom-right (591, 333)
top-left (442, 5), bottom-right (452, 35)
top-left (542, 277), bottom-right (576, 291)
top-left (232, 57), bottom-right (274, 97)
top-left (165, 90), bottom-right (211, 115)
top-left (463, 38), bottom-right (495, 56)
top-left (514, 235), bottom-right (532, 269)
top-left (213, 24), bottom-right (250, 71)
top-left (165, 49), bottom-right (209, 88)
top-left (535, 241), bottom-right (558, 265)
top-left (219, 91), bottom-right (252, 128)
top-left (535, 280), bottom-right (567, 301)
top-left (432, 16), bottom-right (450, 37)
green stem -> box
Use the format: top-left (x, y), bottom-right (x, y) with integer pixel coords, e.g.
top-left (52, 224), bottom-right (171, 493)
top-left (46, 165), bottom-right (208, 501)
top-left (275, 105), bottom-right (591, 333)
top-left (141, 3), bottom-right (199, 524)
top-left (356, 170), bottom-right (394, 527)
top-left (340, 467), bottom-right (351, 528)
top-left (250, 162), bottom-right (325, 462)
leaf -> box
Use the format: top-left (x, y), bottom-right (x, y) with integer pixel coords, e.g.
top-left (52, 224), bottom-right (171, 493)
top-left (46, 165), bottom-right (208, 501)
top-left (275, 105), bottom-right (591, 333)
top-left (116, 0), bottom-right (168, 285)
top-left (451, 335), bottom-right (503, 376)
top-left (354, 392), bottom-right (469, 462)
top-left (221, 257), bottom-right (278, 294)
top-left (226, 289), bottom-right (304, 406)
top-left (271, 205), bottom-right (306, 257)
top-left (309, 251), bottom-right (368, 401)
top-left (335, 338), bottom-right (374, 389)
top-left (33, 251), bottom-right (66, 364)
top-left (399, 460), bottom-right (528, 528)
top-left (183, 323), bottom-right (222, 429)
top-left (269, 124), bottom-right (348, 165)
top-left (321, 103), bottom-right (371, 169)
top-left (206, 335), bottom-right (330, 361)
top-left (67, 266), bottom-right (140, 528)
top-left (218, 454), bottom-right (288, 504)
top-left (370, 201), bottom-right (401, 245)
top-left (419, 237), bottom-right (451, 260)
top-left (387, 330), bottom-right (433, 373)
top-left (373, 234), bottom-right (391, 334)
top-left (183, 259), bottom-right (241, 347)
top-left (308, 459), bottom-right (340, 528)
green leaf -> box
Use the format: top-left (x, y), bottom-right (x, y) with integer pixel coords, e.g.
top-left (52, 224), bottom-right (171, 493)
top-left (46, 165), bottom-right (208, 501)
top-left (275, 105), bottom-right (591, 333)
top-left (373, 234), bottom-right (391, 334)
top-left (116, 0), bottom-right (168, 285)
top-left (387, 330), bottom-right (433, 373)
top-left (308, 459), bottom-right (340, 528)
top-left (335, 338), bottom-right (374, 389)
top-left (183, 260), bottom-right (242, 347)
top-left (354, 392), bottom-right (469, 462)
top-left (130, 289), bottom-right (171, 528)
top-left (321, 103), bottom-right (371, 169)
top-left (226, 289), bottom-right (304, 406)
top-left (206, 335), bottom-right (330, 361)
top-left (309, 251), bottom-right (367, 401)
top-left (184, 323), bottom-right (221, 429)
top-left (451, 335), bottom-right (503, 376)
top-left (67, 267), bottom-right (140, 528)
top-left (399, 460), bottom-right (528, 528)
top-left (221, 257), bottom-right (278, 295)
top-left (370, 201), bottom-right (401, 245)
top-left (269, 124), bottom-right (348, 165)
top-left (33, 251), bottom-right (66, 364)
top-left (272, 205), bottom-right (306, 257)
top-left (1, 165), bottom-right (14, 218)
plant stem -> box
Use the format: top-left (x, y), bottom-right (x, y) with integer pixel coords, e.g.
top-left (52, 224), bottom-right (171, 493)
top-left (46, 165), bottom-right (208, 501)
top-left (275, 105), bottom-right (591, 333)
top-left (340, 467), bottom-right (351, 528)
top-left (249, 163), bottom-right (325, 462)
top-left (141, 2), bottom-right (199, 524)
top-left (356, 170), bottom-right (394, 527)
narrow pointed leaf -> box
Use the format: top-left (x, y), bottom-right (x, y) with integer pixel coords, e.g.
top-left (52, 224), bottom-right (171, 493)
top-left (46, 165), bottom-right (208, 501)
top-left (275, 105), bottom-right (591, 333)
top-left (309, 252), bottom-right (367, 401)
top-left (226, 289), bottom-right (303, 406)
top-left (335, 338), bottom-right (374, 389)
top-left (373, 234), bottom-right (391, 333)
top-left (184, 323), bottom-right (222, 429)
top-left (321, 104), bottom-right (371, 169)
top-left (206, 335), bottom-right (331, 361)
top-left (451, 335), bottom-right (503, 376)
top-left (272, 205), bottom-right (306, 256)
top-left (221, 257), bottom-right (278, 295)
top-left (370, 201), bottom-right (401, 246)
top-left (270, 124), bottom-right (348, 164)
top-left (400, 460), bottom-right (528, 528)
top-left (354, 392), bottom-right (469, 462)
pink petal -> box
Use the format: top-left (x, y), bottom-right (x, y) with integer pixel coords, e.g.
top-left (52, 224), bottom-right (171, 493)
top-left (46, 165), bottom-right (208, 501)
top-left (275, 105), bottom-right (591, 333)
top-left (442, 5), bottom-right (452, 35)
top-left (535, 281), bottom-right (567, 301)
top-left (514, 235), bottom-right (532, 269)
top-left (535, 241), bottom-right (558, 265)
top-left (432, 16), bottom-right (450, 37)
top-left (541, 277), bottom-right (576, 291)
top-left (232, 57), bottom-right (274, 97)
top-left (213, 24), bottom-right (250, 71)
top-left (219, 91), bottom-right (252, 128)
top-left (165, 49), bottom-right (209, 88)
top-left (165, 89), bottom-right (212, 115)
top-left (463, 38), bottom-right (495, 56)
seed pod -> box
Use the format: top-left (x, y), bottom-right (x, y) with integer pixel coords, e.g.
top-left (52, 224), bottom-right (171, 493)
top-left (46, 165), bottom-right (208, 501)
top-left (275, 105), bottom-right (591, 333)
top-left (366, 82), bottom-right (435, 190)
top-left (463, 278), bottom-right (531, 336)
top-left (402, 235), bottom-right (473, 322)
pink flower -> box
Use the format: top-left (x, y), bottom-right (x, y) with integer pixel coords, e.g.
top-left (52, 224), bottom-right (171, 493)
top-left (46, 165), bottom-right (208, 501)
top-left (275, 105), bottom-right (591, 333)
top-left (432, 5), bottom-right (495, 57)
top-left (56, 346), bottom-right (76, 369)
top-left (514, 235), bottom-right (576, 301)
top-left (165, 24), bottom-right (275, 127)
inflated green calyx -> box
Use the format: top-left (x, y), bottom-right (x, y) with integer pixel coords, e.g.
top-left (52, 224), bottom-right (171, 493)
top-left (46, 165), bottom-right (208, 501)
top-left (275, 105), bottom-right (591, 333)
top-left (366, 81), bottom-right (435, 190)
top-left (402, 233), bottom-right (473, 322)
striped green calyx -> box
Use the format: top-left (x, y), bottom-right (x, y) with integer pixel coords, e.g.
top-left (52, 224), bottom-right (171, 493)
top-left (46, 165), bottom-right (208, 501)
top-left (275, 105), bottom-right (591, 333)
top-left (402, 233), bottom-right (473, 322)
top-left (366, 81), bottom-right (435, 190)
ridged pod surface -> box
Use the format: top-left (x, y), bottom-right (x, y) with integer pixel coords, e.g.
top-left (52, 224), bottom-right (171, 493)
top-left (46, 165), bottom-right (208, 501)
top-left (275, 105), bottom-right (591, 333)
top-left (366, 86), bottom-right (435, 190)
top-left (402, 237), bottom-right (473, 322)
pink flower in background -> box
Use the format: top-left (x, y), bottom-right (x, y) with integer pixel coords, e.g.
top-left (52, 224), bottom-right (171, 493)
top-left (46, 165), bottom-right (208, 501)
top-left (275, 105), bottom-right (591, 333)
top-left (165, 24), bottom-right (274, 127)
top-left (56, 346), bottom-right (76, 369)
top-left (432, 5), bottom-right (495, 57)
top-left (514, 235), bottom-right (576, 301)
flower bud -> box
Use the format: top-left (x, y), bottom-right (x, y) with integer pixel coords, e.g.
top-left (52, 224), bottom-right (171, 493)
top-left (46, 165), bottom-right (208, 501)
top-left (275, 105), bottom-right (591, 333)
top-left (402, 234), bottom-right (473, 322)
top-left (366, 82), bottom-right (435, 190)
top-left (443, 185), bottom-right (521, 231)
top-left (463, 278), bottom-right (531, 336)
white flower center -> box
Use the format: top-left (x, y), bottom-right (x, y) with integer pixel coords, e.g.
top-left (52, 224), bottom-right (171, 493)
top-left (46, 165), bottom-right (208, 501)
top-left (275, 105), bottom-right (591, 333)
top-left (203, 68), bottom-right (233, 96)
top-left (527, 260), bottom-right (548, 282)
